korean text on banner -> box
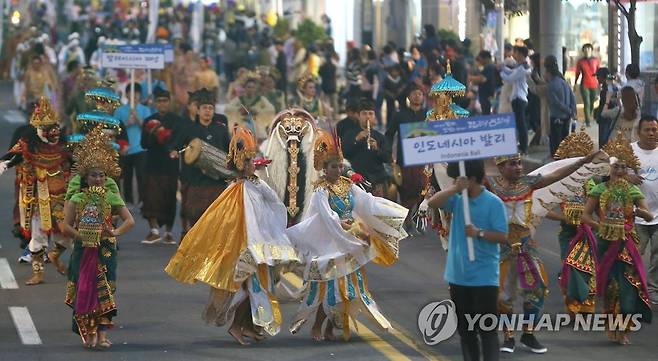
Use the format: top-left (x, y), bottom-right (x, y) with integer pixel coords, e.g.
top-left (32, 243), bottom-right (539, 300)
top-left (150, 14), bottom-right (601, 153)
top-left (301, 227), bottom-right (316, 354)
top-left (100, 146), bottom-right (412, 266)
top-left (399, 113), bottom-right (518, 166)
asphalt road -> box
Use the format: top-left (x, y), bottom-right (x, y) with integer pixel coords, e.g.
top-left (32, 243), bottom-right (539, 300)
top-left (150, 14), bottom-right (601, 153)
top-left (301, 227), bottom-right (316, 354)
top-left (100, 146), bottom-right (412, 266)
top-left (0, 82), bottom-right (656, 361)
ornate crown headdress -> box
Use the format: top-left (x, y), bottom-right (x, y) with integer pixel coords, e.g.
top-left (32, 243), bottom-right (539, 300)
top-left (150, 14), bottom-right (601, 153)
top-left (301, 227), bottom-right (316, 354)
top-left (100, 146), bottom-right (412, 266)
top-left (429, 60), bottom-right (466, 98)
top-left (313, 128), bottom-right (343, 171)
top-left (495, 153), bottom-right (521, 166)
top-left (602, 131), bottom-right (640, 170)
top-left (297, 72), bottom-right (317, 90)
top-left (227, 126), bottom-right (258, 171)
top-left (29, 97), bottom-right (59, 128)
top-left (73, 126), bottom-right (121, 178)
top-left (554, 127), bottom-right (594, 160)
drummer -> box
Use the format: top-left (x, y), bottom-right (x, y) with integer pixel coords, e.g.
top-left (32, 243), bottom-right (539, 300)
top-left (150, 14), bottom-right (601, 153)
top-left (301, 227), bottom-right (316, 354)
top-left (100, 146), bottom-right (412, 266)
top-left (169, 88), bottom-right (231, 239)
top-left (141, 87), bottom-right (182, 245)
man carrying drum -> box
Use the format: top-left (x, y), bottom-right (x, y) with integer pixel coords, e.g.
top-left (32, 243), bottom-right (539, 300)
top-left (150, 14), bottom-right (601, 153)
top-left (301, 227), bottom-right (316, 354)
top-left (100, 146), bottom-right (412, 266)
top-left (141, 87), bottom-right (181, 245)
top-left (169, 88), bottom-right (231, 241)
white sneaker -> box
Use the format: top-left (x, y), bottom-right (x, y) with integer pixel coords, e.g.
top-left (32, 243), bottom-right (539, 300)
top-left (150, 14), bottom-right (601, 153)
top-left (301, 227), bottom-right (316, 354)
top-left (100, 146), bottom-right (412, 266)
top-left (141, 231), bottom-right (162, 244)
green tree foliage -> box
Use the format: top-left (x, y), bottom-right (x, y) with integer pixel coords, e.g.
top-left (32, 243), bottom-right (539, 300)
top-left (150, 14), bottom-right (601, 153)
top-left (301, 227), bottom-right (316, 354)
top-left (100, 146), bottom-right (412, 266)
top-left (295, 19), bottom-right (328, 48)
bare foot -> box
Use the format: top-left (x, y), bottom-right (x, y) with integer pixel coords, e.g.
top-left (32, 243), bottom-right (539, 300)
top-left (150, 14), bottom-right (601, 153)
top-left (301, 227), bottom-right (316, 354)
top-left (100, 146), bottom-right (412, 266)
top-left (607, 330), bottom-right (617, 342)
top-left (324, 322), bottom-right (336, 342)
top-left (618, 332), bottom-right (630, 345)
top-left (228, 327), bottom-right (250, 346)
top-left (97, 331), bottom-right (111, 349)
top-left (311, 324), bottom-right (324, 341)
top-left (243, 328), bottom-right (265, 341)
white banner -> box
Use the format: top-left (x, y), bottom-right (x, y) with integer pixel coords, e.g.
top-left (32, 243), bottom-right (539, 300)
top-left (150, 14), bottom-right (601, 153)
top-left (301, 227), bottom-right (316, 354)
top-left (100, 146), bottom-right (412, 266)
top-left (101, 52), bottom-right (165, 69)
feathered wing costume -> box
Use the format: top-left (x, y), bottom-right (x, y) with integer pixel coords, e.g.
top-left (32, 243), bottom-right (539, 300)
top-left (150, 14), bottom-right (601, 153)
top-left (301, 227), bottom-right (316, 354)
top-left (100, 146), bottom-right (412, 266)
top-left (286, 129), bottom-right (408, 340)
top-left (257, 108), bottom-right (318, 225)
top-left (165, 127), bottom-right (300, 336)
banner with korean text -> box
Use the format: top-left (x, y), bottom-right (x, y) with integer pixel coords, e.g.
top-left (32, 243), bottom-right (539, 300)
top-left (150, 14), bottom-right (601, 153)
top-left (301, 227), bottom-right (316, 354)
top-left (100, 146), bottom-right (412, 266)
top-left (399, 113), bottom-right (518, 166)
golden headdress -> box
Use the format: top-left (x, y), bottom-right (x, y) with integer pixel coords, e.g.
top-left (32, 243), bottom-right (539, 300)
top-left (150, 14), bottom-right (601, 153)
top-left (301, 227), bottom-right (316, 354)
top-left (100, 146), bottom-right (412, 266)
top-left (73, 126), bottom-right (121, 178)
top-left (313, 128), bottom-right (343, 171)
top-left (29, 97), bottom-right (58, 128)
top-left (297, 72), bottom-right (316, 90)
top-left (554, 127), bottom-right (594, 160)
top-left (602, 131), bottom-right (640, 170)
top-left (494, 153), bottom-right (521, 166)
top-left (227, 126), bottom-right (258, 171)
top-left (242, 70), bottom-right (261, 85)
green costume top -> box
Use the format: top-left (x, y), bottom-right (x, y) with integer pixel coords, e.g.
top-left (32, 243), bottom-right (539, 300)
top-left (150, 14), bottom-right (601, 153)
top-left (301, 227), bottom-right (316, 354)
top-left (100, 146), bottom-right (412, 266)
top-left (589, 179), bottom-right (644, 240)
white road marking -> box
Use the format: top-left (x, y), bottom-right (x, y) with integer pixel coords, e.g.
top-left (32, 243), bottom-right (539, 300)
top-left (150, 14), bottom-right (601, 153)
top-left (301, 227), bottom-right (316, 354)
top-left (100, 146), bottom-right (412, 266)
top-left (0, 258), bottom-right (18, 289)
top-left (9, 307), bottom-right (42, 345)
top-left (3, 110), bottom-right (26, 124)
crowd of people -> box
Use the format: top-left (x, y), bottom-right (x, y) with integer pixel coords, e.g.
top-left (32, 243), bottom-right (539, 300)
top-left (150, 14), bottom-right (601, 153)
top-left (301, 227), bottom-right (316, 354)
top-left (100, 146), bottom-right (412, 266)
top-left (1, 3), bottom-right (657, 360)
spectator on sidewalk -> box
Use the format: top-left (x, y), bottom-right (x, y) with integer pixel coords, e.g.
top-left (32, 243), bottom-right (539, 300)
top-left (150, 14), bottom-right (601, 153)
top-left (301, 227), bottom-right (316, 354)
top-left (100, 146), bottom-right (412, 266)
top-left (630, 115), bottom-right (658, 305)
top-left (469, 50), bottom-right (496, 115)
top-left (499, 46), bottom-right (531, 154)
top-left (545, 59), bottom-right (576, 158)
top-left (575, 44), bottom-right (600, 127)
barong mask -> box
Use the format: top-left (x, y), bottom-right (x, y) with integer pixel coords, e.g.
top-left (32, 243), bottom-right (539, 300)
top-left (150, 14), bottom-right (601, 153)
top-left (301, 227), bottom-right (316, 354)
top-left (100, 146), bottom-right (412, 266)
top-left (30, 97), bottom-right (61, 144)
top-left (273, 109), bottom-right (314, 145)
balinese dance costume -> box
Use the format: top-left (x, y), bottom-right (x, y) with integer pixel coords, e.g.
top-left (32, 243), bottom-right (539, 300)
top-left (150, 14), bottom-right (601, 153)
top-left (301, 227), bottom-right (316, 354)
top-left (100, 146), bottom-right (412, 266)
top-left (545, 130), bottom-right (600, 314)
top-left (0, 97), bottom-right (72, 284)
top-left (485, 156), bottom-right (548, 338)
top-left (287, 129), bottom-right (409, 340)
top-left (257, 108), bottom-right (318, 225)
top-left (166, 127), bottom-right (299, 337)
top-left (593, 134), bottom-right (652, 326)
top-left (64, 128), bottom-right (125, 344)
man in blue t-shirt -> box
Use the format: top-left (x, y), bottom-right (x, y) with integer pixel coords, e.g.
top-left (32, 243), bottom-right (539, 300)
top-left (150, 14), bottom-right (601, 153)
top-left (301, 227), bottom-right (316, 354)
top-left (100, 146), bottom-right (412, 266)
top-left (114, 83), bottom-right (154, 205)
top-left (428, 160), bottom-right (508, 361)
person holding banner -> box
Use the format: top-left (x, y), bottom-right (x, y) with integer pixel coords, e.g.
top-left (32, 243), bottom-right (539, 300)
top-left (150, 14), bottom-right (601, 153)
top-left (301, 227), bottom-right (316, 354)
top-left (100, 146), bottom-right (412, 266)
top-left (487, 149), bottom-right (603, 354)
top-left (427, 159), bottom-right (508, 361)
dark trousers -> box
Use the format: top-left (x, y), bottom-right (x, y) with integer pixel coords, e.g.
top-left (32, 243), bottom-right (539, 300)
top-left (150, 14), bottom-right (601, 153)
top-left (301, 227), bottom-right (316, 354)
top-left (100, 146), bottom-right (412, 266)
top-left (479, 96), bottom-right (492, 115)
top-left (511, 98), bottom-right (528, 153)
top-left (597, 115), bottom-right (612, 148)
top-left (549, 117), bottom-right (571, 157)
top-left (450, 284), bottom-right (500, 361)
top-left (119, 152), bottom-right (146, 205)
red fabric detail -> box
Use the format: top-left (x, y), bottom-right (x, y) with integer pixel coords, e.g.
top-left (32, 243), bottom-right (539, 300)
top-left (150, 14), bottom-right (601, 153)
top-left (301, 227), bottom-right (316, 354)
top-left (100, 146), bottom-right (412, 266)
top-left (144, 119), bottom-right (161, 133)
top-left (156, 128), bottom-right (173, 145)
top-left (576, 57), bottom-right (600, 89)
top-left (350, 172), bottom-right (365, 184)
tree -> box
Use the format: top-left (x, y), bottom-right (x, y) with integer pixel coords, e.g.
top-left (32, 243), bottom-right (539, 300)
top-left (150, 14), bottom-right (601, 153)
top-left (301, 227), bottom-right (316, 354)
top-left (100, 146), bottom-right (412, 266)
top-left (592, 0), bottom-right (642, 66)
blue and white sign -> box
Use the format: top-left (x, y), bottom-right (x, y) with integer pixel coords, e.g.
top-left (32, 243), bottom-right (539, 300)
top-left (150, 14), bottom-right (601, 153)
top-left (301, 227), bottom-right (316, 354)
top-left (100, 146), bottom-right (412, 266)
top-left (101, 44), bottom-right (166, 69)
top-left (400, 113), bottom-right (518, 166)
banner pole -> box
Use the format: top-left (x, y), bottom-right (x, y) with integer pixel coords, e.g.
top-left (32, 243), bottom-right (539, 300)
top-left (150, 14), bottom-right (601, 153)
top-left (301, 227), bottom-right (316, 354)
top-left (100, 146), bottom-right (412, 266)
top-left (459, 160), bottom-right (476, 261)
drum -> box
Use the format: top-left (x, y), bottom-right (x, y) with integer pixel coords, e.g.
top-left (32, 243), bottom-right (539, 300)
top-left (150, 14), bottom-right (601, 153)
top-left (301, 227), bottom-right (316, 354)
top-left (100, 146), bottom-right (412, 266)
top-left (184, 138), bottom-right (236, 180)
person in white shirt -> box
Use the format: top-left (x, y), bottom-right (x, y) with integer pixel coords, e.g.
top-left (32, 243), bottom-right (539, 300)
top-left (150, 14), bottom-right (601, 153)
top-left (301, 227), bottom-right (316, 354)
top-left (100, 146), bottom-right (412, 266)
top-left (623, 64), bottom-right (644, 108)
top-left (629, 115), bottom-right (658, 304)
top-left (499, 45), bottom-right (531, 154)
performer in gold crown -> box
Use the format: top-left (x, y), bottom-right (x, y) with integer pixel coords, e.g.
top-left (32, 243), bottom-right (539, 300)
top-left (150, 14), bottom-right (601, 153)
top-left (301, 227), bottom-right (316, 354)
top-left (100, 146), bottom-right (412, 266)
top-left (165, 127), bottom-right (299, 345)
top-left (288, 72), bottom-right (332, 122)
top-left (539, 129), bottom-right (603, 315)
top-left (582, 132), bottom-right (654, 345)
top-left (0, 97), bottom-right (72, 284)
top-left (287, 129), bottom-right (408, 341)
top-left (487, 146), bottom-right (604, 354)
top-left (62, 127), bottom-right (135, 349)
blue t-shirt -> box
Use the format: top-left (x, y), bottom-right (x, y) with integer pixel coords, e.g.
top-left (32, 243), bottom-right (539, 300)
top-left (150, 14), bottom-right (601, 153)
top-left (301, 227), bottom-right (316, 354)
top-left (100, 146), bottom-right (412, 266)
top-left (442, 188), bottom-right (508, 287)
top-left (114, 104), bottom-right (153, 155)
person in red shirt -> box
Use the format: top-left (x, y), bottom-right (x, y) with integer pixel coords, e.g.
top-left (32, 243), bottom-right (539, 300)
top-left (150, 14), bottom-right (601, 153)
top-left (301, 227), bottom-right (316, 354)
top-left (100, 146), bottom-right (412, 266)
top-left (575, 43), bottom-right (600, 127)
